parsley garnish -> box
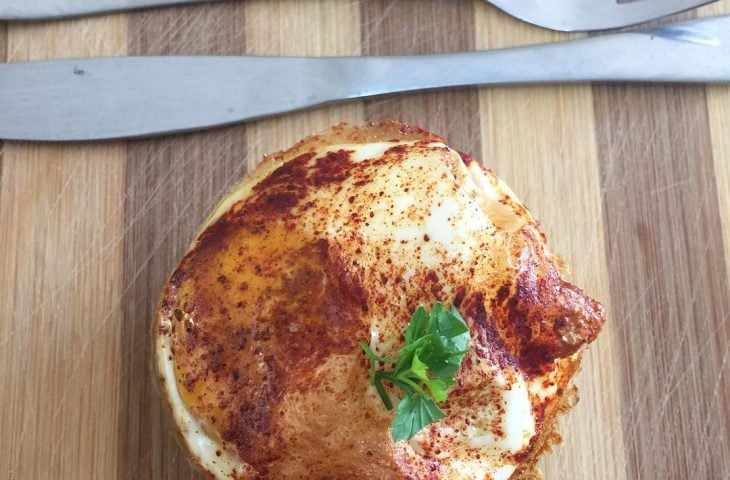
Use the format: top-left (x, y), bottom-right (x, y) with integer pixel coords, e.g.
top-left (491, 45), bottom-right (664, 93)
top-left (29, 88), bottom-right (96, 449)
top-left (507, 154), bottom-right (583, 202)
top-left (360, 302), bottom-right (472, 441)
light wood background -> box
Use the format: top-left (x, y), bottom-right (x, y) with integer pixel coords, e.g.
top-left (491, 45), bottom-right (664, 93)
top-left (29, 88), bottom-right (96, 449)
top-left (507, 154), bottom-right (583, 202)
top-left (1, 1), bottom-right (728, 479)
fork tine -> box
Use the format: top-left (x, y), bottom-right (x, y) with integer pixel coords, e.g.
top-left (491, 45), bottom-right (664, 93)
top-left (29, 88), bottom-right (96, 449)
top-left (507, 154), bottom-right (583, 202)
top-left (487, 0), bottom-right (718, 32)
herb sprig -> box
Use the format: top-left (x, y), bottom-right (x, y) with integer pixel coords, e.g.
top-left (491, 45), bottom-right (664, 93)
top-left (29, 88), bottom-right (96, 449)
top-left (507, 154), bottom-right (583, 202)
top-left (360, 302), bottom-right (472, 441)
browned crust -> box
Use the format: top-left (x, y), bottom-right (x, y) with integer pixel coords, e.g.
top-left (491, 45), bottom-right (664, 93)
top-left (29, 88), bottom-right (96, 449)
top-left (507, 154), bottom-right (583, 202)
top-left (263, 121), bottom-right (447, 161)
top-left (153, 120), bottom-right (594, 480)
top-left (152, 121), bottom-right (451, 479)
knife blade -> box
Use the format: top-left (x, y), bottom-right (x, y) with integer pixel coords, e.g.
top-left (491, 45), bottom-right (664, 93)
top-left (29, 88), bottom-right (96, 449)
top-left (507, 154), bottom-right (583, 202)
top-left (1, 16), bottom-right (728, 142)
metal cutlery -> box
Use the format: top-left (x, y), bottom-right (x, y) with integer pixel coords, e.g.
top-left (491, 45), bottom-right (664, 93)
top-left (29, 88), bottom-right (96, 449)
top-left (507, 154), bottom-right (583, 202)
top-left (0, 0), bottom-right (719, 32)
top-left (0, 15), bottom-right (728, 142)
top-left (489, 0), bottom-right (718, 32)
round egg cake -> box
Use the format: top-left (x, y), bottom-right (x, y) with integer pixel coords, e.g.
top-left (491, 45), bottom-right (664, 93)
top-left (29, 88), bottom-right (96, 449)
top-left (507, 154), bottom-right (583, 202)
top-left (155, 121), bottom-right (605, 480)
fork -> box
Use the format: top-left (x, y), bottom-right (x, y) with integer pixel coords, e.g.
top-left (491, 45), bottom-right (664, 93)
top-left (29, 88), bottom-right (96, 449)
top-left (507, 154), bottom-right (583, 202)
top-left (0, 0), bottom-right (720, 31)
top-left (488, 0), bottom-right (719, 32)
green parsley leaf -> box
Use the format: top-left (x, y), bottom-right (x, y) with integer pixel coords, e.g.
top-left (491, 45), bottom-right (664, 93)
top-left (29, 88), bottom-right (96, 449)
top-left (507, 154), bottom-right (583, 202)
top-left (391, 395), bottom-right (446, 442)
top-left (404, 305), bottom-right (430, 344)
top-left (360, 301), bottom-right (472, 441)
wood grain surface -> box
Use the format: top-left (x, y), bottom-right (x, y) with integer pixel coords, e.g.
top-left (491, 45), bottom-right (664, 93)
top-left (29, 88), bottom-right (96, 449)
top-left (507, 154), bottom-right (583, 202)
top-left (1, 1), bottom-right (728, 479)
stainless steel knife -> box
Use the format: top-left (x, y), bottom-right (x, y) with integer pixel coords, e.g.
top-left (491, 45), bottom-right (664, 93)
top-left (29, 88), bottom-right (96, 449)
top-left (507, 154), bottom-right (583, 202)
top-left (1, 15), bottom-right (728, 142)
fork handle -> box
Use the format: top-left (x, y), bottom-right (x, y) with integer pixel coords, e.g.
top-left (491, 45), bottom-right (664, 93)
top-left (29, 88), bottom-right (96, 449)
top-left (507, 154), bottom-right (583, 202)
top-left (0, 0), bottom-right (220, 20)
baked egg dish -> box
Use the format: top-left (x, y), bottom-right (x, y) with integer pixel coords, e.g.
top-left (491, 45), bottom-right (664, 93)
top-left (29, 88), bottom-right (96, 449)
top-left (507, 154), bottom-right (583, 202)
top-left (155, 121), bottom-right (605, 480)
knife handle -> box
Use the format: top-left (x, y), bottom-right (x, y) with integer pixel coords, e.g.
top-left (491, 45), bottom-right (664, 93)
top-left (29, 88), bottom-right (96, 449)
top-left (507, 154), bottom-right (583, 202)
top-left (332, 15), bottom-right (730, 102)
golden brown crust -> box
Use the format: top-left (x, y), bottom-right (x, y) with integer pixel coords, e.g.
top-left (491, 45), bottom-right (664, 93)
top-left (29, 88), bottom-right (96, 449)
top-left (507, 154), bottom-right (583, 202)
top-left (192, 121), bottom-right (447, 241)
top-left (154, 121), bottom-right (451, 480)
top-left (154, 121), bottom-right (604, 480)
top-left (264, 121), bottom-right (447, 161)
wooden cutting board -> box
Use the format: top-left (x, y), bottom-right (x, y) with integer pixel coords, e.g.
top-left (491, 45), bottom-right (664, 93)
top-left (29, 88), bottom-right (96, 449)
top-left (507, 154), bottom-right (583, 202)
top-left (1, 1), bottom-right (728, 478)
